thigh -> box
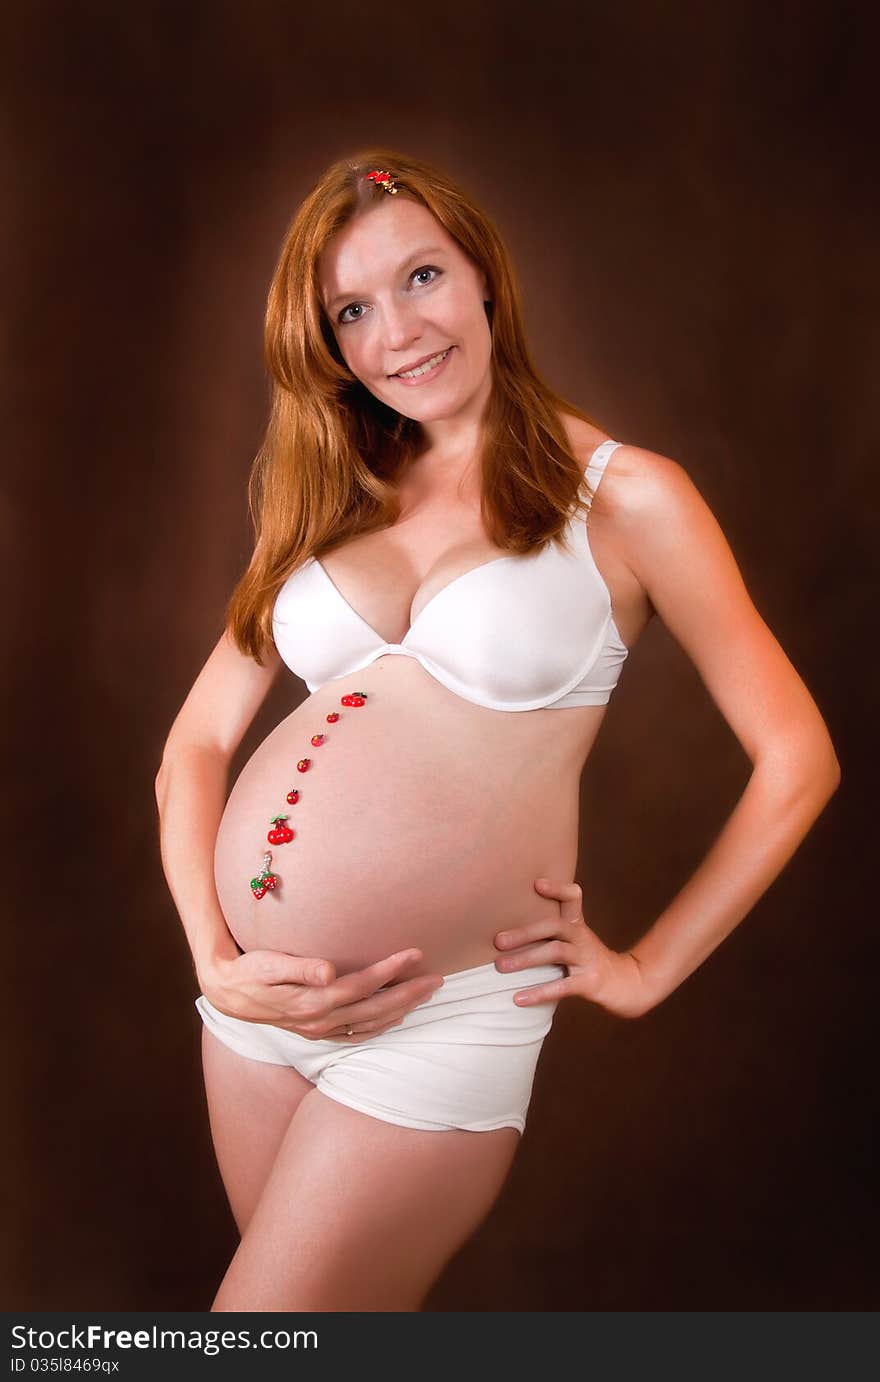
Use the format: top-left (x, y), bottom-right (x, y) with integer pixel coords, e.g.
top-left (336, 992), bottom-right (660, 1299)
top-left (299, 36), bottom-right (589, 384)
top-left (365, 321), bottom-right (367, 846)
top-left (211, 1087), bottom-right (520, 1312)
top-left (201, 1026), bottom-right (315, 1234)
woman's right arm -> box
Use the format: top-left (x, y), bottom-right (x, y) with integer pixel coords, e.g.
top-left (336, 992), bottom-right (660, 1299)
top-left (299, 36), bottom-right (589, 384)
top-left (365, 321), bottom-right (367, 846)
top-left (154, 627), bottom-right (284, 990)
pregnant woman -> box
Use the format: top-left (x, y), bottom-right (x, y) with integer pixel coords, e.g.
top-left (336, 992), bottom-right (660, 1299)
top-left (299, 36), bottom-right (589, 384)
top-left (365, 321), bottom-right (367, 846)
top-left (155, 150), bottom-right (840, 1311)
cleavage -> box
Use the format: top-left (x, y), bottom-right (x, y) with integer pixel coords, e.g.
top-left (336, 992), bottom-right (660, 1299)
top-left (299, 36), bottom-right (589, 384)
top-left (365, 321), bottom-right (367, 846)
top-left (321, 533), bottom-right (507, 645)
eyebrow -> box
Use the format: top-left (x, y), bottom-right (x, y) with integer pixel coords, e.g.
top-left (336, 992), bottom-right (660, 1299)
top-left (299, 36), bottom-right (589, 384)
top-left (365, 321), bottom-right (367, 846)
top-left (325, 246), bottom-right (447, 311)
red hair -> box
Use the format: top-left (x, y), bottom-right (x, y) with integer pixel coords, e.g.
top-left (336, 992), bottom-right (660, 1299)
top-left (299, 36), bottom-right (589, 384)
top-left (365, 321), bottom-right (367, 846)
top-left (226, 146), bottom-right (609, 663)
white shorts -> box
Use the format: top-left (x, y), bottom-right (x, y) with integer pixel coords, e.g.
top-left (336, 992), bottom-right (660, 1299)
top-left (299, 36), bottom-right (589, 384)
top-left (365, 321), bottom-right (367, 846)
top-left (194, 958), bottom-right (565, 1135)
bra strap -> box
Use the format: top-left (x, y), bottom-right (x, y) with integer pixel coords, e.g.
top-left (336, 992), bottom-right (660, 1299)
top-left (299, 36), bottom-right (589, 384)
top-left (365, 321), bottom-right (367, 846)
top-left (582, 439), bottom-right (621, 496)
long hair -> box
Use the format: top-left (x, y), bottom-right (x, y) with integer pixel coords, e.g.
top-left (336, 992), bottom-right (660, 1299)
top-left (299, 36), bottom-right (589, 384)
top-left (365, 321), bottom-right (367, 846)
top-left (226, 146), bottom-right (610, 663)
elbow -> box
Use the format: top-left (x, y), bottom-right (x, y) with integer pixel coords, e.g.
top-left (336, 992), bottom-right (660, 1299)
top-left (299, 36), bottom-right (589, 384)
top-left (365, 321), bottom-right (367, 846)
top-left (825, 754), bottom-right (842, 799)
top-left (806, 740), bottom-right (842, 802)
top-left (154, 744), bottom-right (179, 804)
top-left (154, 740), bottom-right (230, 806)
top-left (155, 744), bottom-right (173, 785)
top-left (815, 756), bottom-right (842, 822)
top-left (154, 759), bottom-right (168, 809)
top-left (809, 750), bottom-right (842, 806)
top-left (757, 727), bottom-right (841, 802)
top-left (815, 727), bottom-right (842, 796)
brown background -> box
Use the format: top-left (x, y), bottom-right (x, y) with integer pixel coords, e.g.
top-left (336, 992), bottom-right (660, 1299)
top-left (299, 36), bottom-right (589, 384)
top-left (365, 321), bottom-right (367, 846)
top-left (3, 1), bottom-right (875, 1310)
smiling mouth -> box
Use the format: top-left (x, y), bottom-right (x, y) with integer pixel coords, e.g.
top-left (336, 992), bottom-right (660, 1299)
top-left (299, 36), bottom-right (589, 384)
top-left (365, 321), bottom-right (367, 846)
top-left (391, 347), bottom-right (453, 379)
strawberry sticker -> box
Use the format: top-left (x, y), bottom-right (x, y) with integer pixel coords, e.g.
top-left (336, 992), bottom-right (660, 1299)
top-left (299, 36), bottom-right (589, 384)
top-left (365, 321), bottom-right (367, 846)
top-left (250, 851), bottom-right (279, 900)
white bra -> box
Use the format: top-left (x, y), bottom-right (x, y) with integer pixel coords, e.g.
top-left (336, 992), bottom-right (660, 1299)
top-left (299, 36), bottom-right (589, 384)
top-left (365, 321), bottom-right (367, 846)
top-left (272, 439), bottom-right (629, 712)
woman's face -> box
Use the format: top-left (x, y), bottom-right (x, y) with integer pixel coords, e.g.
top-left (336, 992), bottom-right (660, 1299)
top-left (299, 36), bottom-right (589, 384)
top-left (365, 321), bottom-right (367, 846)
top-left (318, 197), bottom-right (492, 426)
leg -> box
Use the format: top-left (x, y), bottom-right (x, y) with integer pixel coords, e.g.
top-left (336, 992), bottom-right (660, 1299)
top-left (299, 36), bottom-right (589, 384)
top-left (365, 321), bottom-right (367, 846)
top-left (200, 1025), bottom-right (315, 1234)
top-left (211, 1087), bottom-right (520, 1312)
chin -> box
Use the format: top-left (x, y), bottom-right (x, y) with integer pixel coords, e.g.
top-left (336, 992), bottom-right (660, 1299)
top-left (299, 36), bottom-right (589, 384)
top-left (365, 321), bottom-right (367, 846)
top-left (399, 396), bottom-right (463, 424)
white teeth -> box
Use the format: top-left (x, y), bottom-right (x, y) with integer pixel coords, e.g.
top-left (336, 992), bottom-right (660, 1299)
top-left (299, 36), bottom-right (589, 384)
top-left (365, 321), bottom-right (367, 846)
top-left (396, 348), bottom-right (451, 379)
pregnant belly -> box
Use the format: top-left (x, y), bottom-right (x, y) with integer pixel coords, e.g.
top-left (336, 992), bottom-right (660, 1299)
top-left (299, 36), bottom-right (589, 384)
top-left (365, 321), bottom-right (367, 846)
top-left (213, 663), bottom-right (582, 979)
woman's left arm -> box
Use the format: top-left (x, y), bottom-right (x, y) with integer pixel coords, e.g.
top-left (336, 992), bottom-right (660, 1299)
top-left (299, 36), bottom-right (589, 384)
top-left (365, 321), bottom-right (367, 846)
top-left (495, 450), bottom-right (841, 1019)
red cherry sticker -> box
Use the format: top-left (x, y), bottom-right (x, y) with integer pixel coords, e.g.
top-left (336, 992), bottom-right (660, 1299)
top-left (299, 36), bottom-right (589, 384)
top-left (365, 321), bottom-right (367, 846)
top-left (267, 814), bottom-right (295, 845)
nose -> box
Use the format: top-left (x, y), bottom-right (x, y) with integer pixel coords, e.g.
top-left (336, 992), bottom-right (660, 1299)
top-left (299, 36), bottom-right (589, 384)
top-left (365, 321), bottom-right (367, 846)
top-left (380, 297), bottom-right (422, 356)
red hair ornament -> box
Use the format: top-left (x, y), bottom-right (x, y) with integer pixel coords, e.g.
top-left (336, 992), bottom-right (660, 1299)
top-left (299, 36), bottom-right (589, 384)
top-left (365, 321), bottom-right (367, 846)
top-left (364, 169), bottom-right (400, 195)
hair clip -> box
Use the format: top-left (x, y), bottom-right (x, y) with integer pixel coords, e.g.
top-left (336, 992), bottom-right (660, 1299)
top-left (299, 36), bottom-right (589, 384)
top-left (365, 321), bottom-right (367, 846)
top-left (364, 168), bottom-right (400, 195)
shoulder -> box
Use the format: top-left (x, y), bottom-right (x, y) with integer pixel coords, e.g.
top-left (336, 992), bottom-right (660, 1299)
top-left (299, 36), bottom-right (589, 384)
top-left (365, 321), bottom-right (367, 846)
top-left (591, 440), bottom-right (752, 646)
top-left (558, 412), bottom-right (695, 525)
top-left (602, 445), bottom-right (700, 533)
top-left (599, 444), bottom-right (730, 598)
top-left (557, 414), bottom-right (738, 605)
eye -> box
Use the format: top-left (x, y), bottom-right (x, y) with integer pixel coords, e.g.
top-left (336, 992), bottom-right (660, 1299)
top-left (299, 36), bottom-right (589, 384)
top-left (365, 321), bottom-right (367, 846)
top-left (336, 265), bottom-right (442, 325)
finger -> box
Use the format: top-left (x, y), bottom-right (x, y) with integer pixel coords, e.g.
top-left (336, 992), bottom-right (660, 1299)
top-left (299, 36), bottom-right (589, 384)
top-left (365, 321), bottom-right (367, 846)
top-left (534, 877), bottom-right (584, 923)
top-left (511, 973), bottom-right (576, 1006)
top-left (495, 916), bottom-right (575, 950)
top-left (324, 1014), bottom-right (405, 1044)
top-left (272, 957), bottom-right (435, 1029)
top-left (330, 975), bottom-right (443, 1028)
top-left (291, 974), bottom-right (442, 1035)
top-left (495, 939), bottom-right (575, 972)
top-left (316, 949), bottom-right (427, 1009)
top-left (249, 950), bottom-right (340, 987)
